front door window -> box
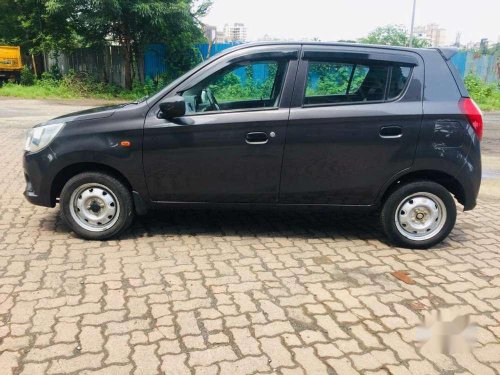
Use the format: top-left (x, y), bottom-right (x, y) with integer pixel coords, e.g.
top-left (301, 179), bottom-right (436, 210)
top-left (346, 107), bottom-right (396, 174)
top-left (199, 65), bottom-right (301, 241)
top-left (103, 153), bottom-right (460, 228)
top-left (181, 60), bottom-right (288, 114)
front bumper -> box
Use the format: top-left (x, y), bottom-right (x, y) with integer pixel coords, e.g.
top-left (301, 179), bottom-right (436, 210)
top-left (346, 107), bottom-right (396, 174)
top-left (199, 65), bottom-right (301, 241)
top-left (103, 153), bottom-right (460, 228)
top-left (23, 148), bottom-right (56, 208)
top-left (23, 173), bottom-right (46, 206)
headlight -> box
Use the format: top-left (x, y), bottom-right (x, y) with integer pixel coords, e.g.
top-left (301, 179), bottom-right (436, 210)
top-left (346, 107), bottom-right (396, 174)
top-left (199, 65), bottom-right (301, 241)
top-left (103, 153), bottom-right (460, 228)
top-left (25, 122), bottom-right (65, 153)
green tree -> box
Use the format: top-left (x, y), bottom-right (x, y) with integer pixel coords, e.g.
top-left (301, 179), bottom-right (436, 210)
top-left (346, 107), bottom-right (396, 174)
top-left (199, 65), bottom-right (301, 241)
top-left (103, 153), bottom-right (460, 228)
top-left (71, 0), bottom-right (211, 89)
top-left (0, 0), bottom-right (211, 89)
top-left (488, 43), bottom-right (500, 56)
top-left (0, 1), bottom-right (23, 46)
top-left (0, 0), bottom-right (79, 54)
top-left (360, 25), bottom-right (430, 48)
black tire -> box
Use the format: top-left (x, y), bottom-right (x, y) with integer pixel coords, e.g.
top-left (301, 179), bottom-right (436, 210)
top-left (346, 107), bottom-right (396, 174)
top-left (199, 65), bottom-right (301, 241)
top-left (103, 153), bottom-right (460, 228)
top-left (60, 172), bottom-right (134, 240)
top-left (381, 181), bottom-right (456, 249)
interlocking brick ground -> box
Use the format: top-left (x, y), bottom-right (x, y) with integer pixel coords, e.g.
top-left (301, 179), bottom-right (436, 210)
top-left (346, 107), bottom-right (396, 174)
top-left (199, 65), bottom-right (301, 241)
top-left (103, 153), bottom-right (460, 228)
top-left (1, 98), bottom-right (500, 374)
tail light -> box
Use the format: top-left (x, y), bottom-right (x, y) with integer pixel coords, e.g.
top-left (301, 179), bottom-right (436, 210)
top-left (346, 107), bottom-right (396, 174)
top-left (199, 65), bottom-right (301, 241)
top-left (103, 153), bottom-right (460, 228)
top-left (459, 98), bottom-right (483, 141)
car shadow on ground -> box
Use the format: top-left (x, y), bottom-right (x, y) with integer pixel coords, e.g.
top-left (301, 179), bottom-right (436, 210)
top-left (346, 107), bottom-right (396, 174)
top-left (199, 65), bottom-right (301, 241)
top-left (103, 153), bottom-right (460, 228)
top-left (136, 209), bottom-right (385, 240)
top-left (49, 208), bottom-right (390, 243)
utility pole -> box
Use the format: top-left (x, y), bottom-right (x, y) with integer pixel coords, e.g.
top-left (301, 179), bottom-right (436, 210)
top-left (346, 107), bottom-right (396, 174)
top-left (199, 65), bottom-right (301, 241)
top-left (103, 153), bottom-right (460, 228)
top-left (409, 0), bottom-right (417, 47)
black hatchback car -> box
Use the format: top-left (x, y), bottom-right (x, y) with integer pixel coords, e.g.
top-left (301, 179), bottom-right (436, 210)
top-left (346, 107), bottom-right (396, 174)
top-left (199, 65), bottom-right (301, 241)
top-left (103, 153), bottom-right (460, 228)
top-left (23, 42), bottom-right (483, 248)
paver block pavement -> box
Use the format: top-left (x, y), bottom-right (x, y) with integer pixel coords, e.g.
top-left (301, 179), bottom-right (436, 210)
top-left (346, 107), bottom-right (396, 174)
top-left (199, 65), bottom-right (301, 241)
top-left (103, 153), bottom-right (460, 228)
top-left (1, 99), bottom-right (500, 374)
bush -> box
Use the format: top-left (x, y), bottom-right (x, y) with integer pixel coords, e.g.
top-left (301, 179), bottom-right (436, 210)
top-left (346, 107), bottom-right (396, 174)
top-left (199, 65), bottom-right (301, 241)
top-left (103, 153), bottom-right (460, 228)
top-left (464, 75), bottom-right (494, 102)
top-left (42, 64), bottom-right (63, 81)
top-left (0, 70), bottom-right (133, 100)
top-left (61, 70), bottom-right (106, 97)
top-left (129, 73), bottom-right (174, 100)
top-left (20, 66), bottom-right (35, 86)
top-left (464, 74), bottom-right (500, 111)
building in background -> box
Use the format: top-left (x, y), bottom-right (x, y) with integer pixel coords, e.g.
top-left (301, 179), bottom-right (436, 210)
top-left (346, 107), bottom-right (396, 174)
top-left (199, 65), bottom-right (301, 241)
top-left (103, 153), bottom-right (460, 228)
top-left (203, 24), bottom-right (236, 43)
top-left (414, 23), bottom-right (447, 47)
top-left (216, 31), bottom-right (227, 43)
top-left (223, 23), bottom-right (248, 42)
top-left (203, 25), bottom-right (217, 43)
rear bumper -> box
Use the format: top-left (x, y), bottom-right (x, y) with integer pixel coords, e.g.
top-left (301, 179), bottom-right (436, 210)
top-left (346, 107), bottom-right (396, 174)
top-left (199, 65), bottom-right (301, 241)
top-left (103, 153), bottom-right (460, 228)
top-left (457, 168), bottom-right (481, 211)
top-left (456, 143), bottom-right (481, 211)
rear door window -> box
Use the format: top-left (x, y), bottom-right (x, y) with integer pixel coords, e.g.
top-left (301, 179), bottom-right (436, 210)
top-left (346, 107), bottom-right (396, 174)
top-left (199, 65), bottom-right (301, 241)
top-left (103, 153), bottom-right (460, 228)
top-left (304, 60), bottom-right (411, 106)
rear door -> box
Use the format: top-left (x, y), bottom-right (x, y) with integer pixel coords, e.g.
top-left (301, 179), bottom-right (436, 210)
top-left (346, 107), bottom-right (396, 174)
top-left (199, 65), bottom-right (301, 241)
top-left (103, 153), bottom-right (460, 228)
top-left (279, 46), bottom-right (424, 205)
top-left (143, 45), bottom-right (300, 203)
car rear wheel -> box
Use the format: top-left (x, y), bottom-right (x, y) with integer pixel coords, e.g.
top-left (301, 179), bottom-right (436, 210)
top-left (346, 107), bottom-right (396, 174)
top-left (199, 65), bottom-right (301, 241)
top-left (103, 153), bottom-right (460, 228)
top-left (60, 172), bottom-right (134, 240)
top-left (381, 181), bottom-right (456, 249)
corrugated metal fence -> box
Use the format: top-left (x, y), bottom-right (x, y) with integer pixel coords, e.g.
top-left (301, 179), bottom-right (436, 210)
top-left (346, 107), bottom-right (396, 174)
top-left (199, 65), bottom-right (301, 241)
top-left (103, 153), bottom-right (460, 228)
top-left (46, 44), bottom-right (499, 88)
top-left (143, 44), bottom-right (168, 80)
top-left (143, 42), bottom-right (241, 81)
top-left (46, 46), bottom-right (127, 87)
top-left (451, 51), bottom-right (499, 84)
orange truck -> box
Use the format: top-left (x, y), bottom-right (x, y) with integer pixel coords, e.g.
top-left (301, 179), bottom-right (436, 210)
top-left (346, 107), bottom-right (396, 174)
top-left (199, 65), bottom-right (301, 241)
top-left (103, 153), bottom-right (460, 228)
top-left (0, 45), bottom-right (23, 82)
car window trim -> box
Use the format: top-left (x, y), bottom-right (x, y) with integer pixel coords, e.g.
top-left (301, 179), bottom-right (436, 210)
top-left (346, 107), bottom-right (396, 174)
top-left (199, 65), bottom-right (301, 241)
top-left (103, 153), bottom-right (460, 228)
top-left (345, 63), bottom-right (357, 95)
top-left (302, 99), bottom-right (387, 109)
top-left (383, 66), bottom-right (393, 100)
top-left (187, 106), bottom-right (280, 117)
top-left (302, 50), bottom-right (419, 66)
top-left (227, 50), bottom-right (298, 64)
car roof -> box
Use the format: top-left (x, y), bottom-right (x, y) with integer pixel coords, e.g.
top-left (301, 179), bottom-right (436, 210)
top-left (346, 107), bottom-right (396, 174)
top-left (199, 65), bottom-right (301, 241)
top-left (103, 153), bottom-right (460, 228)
top-left (220, 41), bottom-right (457, 59)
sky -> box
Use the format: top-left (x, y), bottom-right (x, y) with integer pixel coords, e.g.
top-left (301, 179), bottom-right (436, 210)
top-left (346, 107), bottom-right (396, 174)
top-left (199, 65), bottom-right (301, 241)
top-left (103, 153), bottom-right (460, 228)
top-left (201, 0), bottom-right (500, 45)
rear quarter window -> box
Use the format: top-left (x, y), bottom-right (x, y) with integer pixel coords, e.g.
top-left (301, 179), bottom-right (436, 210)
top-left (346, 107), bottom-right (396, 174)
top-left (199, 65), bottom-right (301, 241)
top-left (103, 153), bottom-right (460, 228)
top-left (388, 66), bottom-right (412, 99)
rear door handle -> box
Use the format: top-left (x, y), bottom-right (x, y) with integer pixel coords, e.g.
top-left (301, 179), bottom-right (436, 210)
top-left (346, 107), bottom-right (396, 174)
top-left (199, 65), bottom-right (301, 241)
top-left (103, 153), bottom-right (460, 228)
top-left (246, 132), bottom-right (269, 145)
top-left (380, 126), bottom-right (403, 138)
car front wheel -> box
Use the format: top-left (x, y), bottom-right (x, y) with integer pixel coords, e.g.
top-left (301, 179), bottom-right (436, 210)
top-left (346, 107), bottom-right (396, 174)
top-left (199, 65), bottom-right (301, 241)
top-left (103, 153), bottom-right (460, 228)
top-left (381, 181), bottom-right (456, 249)
top-left (60, 172), bottom-right (134, 240)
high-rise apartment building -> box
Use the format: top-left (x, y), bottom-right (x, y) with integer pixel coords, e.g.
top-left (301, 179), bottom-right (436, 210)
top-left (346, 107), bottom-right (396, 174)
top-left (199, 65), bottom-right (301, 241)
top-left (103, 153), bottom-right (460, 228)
top-left (223, 23), bottom-right (248, 42)
top-left (414, 23), bottom-right (447, 47)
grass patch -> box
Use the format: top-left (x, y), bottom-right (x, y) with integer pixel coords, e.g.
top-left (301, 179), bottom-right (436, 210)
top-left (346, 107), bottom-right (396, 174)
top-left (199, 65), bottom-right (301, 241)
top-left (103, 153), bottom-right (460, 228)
top-left (0, 80), bottom-right (141, 101)
top-left (0, 70), bottom-right (160, 101)
top-left (475, 95), bottom-right (500, 112)
top-left (465, 75), bottom-right (500, 112)
top-left (2, 81), bottom-right (97, 99)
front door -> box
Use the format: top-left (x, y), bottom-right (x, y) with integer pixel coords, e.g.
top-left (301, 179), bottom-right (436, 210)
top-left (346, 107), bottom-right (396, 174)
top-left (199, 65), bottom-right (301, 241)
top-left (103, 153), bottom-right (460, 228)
top-left (279, 47), bottom-right (424, 205)
top-left (143, 49), bottom-right (299, 203)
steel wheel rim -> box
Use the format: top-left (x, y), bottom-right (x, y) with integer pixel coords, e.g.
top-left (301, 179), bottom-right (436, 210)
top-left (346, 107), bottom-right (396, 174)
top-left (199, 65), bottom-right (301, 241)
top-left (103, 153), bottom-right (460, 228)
top-left (69, 183), bottom-right (120, 232)
top-left (395, 192), bottom-right (447, 241)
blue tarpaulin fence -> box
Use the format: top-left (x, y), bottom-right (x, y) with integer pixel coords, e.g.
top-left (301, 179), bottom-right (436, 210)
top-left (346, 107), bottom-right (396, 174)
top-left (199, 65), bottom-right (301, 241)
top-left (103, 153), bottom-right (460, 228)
top-left (144, 44), bottom-right (168, 79)
top-left (451, 51), bottom-right (499, 84)
top-left (144, 43), bottom-right (242, 80)
top-left (196, 42), bottom-right (242, 60)
top-left (146, 43), bottom-right (499, 84)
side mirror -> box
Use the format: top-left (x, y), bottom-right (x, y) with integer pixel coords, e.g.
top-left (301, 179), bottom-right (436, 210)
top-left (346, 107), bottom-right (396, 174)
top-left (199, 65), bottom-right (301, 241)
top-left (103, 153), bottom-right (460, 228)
top-left (158, 95), bottom-right (186, 120)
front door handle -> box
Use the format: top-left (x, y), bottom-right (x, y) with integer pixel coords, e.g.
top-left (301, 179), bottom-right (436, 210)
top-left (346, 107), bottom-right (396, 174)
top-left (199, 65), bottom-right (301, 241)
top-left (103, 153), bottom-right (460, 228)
top-left (246, 132), bottom-right (269, 145)
top-left (380, 126), bottom-right (403, 139)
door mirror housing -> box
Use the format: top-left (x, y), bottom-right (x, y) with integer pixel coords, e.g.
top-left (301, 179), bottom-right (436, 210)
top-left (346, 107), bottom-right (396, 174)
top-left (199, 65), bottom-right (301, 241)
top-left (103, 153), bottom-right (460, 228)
top-left (159, 96), bottom-right (186, 120)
